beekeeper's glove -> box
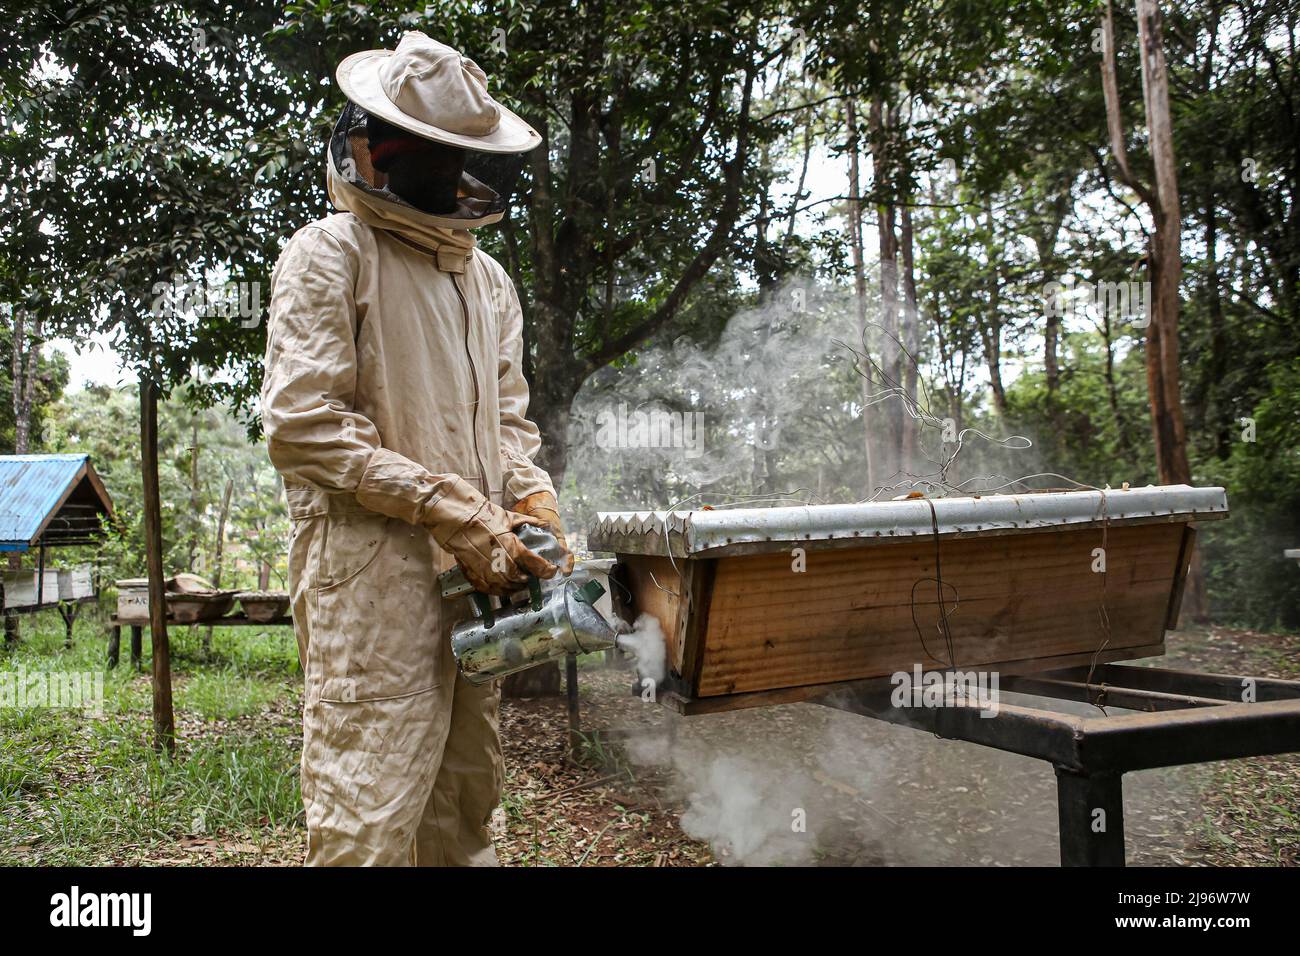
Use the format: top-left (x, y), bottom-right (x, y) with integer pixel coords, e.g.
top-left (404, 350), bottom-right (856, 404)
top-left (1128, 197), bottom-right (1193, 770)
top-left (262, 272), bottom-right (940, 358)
top-left (510, 491), bottom-right (576, 575)
top-left (433, 481), bottom-right (559, 595)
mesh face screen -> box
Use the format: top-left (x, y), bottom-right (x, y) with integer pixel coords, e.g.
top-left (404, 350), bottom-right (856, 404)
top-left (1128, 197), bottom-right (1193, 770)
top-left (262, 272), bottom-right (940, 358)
top-left (329, 103), bottom-right (526, 223)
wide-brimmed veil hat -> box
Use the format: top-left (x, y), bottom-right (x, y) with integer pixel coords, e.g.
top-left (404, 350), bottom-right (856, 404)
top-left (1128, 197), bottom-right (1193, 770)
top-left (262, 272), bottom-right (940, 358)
top-left (336, 31), bottom-right (540, 154)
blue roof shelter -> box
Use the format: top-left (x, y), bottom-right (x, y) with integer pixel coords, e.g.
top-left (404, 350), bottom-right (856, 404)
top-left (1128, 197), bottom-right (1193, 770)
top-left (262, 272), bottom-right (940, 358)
top-left (0, 454), bottom-right (116, 552)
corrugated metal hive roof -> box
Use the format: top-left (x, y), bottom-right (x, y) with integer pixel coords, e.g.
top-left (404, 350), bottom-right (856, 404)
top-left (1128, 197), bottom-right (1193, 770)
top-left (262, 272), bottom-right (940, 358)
top-left (0, 454), bottom-right (116, 551)
top-left (588, 485), bottom-right (1229, 558)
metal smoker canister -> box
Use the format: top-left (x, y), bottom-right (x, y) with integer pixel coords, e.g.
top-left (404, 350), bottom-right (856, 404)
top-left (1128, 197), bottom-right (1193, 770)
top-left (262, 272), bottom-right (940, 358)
top-left (438, 525), bottom-right (624, 684)
top-left (449, 573), bottom-right (620, 684)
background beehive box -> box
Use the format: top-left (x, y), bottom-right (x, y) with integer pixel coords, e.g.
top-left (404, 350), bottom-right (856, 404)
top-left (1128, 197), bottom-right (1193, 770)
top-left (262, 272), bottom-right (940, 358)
top-left (115, 578), bottom-right (153, 623)
top-left (592, 487), bottom-right (1227, 712)
top-left (57, 565), bottom-right (95, 601)
top-left (2, 570), bottom-right (33, 608)
top-left (3, 569), bottom-right (63, 608)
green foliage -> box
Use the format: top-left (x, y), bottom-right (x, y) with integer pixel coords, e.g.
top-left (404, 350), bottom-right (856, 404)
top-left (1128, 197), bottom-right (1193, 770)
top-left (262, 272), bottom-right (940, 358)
top-left (177, 669), bottom-right (285, 720)
top-left (43, 385), bottom-right (288, 588)
top-left (1198, 358), bottom-right (1300, 630)
top-left (2, 0), bottom-right (1297, 631)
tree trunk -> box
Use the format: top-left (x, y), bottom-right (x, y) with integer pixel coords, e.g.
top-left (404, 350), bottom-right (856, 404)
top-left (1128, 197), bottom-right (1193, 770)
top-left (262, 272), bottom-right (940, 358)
top-left (1137, 0), bottom-right (1191, 487)
top-left (7, 307), bottom-right (42, 644)
top-left (846, 99), bottom-right (877, 496)
top-left (1101, 0), bottom-right (1201, 619)
top-left (982, 325), bottom-right (1008, 417)
top-left (1137, 0), bottom-right (1201, 619)
top-left (11, 305), bottom-right (41, 454)
top-left (1101, 311), bottom-right (1129, 455)
top-left (870, 95), bottom-right (903, 486)
top-left (141, 378), bottom-right (176, 754)
top-left (751, 143), bottom-right (778, 495)
top-left (982, 204), bottom-right (1007, 417)
top-left (211, 478), bottom-right (233, 587)
top-left (188, 418), bottom-right (202, 573)
top-left (525, 296), bottom-right (583, 489)
top-left (1044, 309), bottom-right (1061, 398)
top-left (899, 197), bottom-right (920, 469)
top-left (1031, 190), bottom-right (1068, 435)
top-left (1204, 192), bottom-right (1229, 459)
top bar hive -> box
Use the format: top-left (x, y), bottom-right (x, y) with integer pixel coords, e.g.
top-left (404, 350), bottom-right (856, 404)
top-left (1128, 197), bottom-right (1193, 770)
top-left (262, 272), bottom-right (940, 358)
top-left (588, 485), bottom-right (1228, 712)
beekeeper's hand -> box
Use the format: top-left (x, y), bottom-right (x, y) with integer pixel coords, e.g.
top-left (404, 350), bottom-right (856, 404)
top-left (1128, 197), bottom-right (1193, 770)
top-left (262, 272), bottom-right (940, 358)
top-left (431, 480), bottom-right (559, 596)
top-left (511, 491), bottom-right (576, 575)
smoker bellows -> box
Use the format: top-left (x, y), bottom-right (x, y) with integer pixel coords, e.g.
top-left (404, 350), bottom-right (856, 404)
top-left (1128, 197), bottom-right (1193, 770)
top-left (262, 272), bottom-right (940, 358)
top-left (588, 485), bottom-right (1228, 713)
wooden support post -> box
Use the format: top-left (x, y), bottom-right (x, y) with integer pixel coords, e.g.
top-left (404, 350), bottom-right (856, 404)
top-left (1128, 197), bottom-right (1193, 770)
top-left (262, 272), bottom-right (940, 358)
top-left (107, 624), bottom-right (122, 668)
top-left (130, 625), bottom-right (143, 671)
top-left (1055, 766), bottom-right (1126, 867)
top-left (2, 555), bottom-right (15, 647)
top-left (141, 377), bottom-right (176, 754)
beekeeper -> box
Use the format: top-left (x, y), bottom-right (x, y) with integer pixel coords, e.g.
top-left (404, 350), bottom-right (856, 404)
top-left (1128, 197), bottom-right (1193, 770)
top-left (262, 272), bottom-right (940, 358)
top-left (261, 32), bottom-right (574, 866)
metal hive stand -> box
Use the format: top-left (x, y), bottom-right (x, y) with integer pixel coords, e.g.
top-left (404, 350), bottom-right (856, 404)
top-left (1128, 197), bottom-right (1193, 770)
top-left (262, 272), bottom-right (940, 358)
top-left (814, 662), bottom-right (1300, 866)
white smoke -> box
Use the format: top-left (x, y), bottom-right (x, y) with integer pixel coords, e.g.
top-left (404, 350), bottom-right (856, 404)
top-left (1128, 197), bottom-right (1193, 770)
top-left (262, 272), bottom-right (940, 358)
top-left (562, 278), bottom-right (866, 513)
top-left (615, 613), bottom-right (667, 686)
top-left (623, 719), bottom-right (819, 866)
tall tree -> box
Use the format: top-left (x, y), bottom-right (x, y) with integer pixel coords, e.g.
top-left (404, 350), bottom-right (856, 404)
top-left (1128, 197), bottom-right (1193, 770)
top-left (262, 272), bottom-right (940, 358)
top-left (844, 98), bottom-right (877, 494)
top-left (1100, 0), bottom-right (1202, 618)
top-left (3, 0), bottom-right (300, 746)
top-left (1100, 0), bottom-right (1191, 486)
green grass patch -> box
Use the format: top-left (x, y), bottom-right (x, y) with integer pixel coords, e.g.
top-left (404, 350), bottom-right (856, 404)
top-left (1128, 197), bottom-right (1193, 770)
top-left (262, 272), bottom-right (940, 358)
top-left (0, 607), bottom-right (303, 865)
top-left (176, 669), bottom-right (284, 719)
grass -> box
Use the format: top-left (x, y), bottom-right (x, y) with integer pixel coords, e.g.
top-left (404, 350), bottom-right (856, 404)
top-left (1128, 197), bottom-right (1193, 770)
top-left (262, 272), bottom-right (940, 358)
top-left (177, 669), bottom-right (284, 719)
top-left (0, 609), bottom-right (303, 865)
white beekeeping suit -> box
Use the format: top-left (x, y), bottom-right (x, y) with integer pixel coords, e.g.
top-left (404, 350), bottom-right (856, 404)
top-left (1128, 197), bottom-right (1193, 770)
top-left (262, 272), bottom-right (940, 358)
top-left (261, 32), bottom-right (570, 866)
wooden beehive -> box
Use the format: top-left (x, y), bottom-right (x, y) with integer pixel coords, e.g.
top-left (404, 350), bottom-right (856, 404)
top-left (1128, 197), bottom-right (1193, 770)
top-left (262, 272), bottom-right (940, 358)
top-left (588, 486), bottom-right (1228, 713)
top-left (115, 578), bottom-right (155, 623)
top-left (3, 569), bottom-right (62, 608)
top-left (57, 565), bottom-right (95, 601)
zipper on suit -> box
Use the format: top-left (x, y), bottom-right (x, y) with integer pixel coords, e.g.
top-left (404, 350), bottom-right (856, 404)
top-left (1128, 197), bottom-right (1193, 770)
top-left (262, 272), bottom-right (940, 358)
top-left (452, 272), bottom-right (490, 495)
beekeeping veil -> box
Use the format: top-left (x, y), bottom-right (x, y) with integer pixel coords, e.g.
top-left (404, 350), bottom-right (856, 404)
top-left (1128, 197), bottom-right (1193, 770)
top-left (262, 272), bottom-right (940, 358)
top-left (327, 32), bottom-right (539, 270)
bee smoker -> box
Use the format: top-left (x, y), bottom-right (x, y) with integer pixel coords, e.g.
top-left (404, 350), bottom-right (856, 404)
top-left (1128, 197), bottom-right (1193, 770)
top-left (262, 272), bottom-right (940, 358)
top-left (437, 524), bottom-right (627, 685)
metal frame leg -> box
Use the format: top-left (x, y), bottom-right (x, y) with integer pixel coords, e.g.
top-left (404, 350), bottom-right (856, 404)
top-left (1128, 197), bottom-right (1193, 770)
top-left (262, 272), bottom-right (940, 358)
top-left (1055, 767), bottom-right (1126, 867)
top-left (107, 624), bottom-right (122, 668)
top-left (566, 653), bottom-right (581, 755)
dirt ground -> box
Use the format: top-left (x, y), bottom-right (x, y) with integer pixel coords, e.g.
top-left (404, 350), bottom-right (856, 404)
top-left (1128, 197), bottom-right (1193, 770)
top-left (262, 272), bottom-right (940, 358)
top-left (3, 623), bottom-right (1296, 866)
top-left (495, 625), bottom-right (1300, 866)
